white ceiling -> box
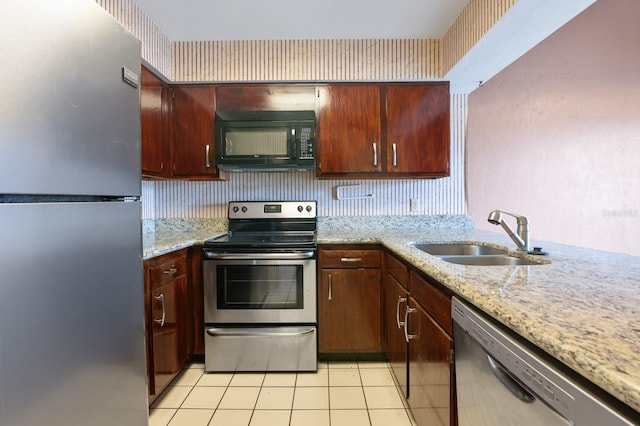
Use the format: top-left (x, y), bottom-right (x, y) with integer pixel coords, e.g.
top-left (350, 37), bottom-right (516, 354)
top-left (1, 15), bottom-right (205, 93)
top-left (133, 0), bottom-right (470, 41)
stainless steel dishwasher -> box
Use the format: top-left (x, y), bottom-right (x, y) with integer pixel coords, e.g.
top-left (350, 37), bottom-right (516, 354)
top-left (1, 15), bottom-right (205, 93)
top-left (452, 297), bottom-right (637, 425)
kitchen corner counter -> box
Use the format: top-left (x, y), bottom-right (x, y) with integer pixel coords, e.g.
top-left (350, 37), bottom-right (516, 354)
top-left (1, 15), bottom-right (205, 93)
top-left (142, 218), bottom-right (227, 259)
top-left (142, 216), bottom-right (639, 415)
top-left (319, 227), bottom-right (640, 416)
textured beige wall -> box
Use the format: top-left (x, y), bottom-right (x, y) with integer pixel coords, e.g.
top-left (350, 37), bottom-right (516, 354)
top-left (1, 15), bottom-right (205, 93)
top-left (467, 0), bottom-right (640, 255)
top-left (442, 0), bottom-right (516, 75)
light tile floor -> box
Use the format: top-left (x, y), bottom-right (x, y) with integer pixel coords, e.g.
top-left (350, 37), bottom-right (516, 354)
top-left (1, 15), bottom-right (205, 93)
top-left (149, 361), bottom-right (416, 426)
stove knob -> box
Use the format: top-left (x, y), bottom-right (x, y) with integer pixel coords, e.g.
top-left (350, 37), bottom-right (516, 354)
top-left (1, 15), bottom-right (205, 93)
top-left (232, 206), bottom-right (239, 213)
top-left (297, 205), bottom-right (303, 212)
top-left (241, 206), bottom-right (248, 213)
top-left (306, 205), bottom-right (313, 212)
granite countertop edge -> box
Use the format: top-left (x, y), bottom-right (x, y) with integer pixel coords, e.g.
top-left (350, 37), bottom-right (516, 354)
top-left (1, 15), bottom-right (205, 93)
top-left (143, 221), bottom-right (640, 415)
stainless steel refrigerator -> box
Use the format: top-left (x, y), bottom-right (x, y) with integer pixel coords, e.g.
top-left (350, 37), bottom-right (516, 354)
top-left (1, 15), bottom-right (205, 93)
top-left (0, 1), bottom-right (148, 425)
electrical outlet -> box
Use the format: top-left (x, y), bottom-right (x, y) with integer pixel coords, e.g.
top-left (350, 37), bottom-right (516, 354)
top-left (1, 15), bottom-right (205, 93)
top-left (410, 198), bottom-right (420, 212)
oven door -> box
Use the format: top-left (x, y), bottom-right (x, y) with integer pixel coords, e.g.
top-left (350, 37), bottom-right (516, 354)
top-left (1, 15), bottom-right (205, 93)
top-left (203, 252), bottom-right (316, 324)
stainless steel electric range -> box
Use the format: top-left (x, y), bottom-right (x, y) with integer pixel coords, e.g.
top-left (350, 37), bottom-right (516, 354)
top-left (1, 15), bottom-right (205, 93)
top-left (202, 201), bottom-right (317, 372)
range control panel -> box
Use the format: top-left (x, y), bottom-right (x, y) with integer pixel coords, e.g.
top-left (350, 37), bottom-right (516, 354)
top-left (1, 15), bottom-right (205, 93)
top-left (228, 201), bottom-right (316, 219)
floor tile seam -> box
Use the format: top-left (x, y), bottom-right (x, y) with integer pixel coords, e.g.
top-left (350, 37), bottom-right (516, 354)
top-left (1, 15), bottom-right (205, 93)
top-left (149, 407), bottom-right (179, 426)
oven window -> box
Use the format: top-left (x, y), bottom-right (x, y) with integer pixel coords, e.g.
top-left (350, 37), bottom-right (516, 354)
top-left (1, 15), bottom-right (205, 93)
top-left (216, 265), bottom-right (303, 309)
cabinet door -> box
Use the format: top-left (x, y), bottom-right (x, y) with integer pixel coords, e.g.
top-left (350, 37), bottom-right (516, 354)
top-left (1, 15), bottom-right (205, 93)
top-left (316, 85), bottom-right (382, 174)
top-left (172, 85), bottom-right (219, 178)
top-left (407, 299), bottom-right (452, 426)
top-left (384, 273), bottom-right (409, 398)
top-left (151, 275), bottom-right (189, 394)
top-left (318, 269), bottom-right (382, 352)
top-left (141, 67), bottom-right (168, 177)
top-left (385, 84), bottom-right (450, 176)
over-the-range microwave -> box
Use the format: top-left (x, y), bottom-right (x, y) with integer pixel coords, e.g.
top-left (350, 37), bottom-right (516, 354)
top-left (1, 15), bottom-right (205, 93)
top-left (215, 110), bottom-right (316, 171)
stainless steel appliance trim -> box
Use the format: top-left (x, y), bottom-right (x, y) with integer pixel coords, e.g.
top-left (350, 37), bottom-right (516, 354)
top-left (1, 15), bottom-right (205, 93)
top-left (204, 325), bottom-right (317, 372)
top-left (204, 251), bottom-right (315, 260)
top-left (452, 297), bottom-right (636, 425)
top-left (206, 327), bottom-right (315, 337)
top-left (204, 257), bottom-right (317, 324)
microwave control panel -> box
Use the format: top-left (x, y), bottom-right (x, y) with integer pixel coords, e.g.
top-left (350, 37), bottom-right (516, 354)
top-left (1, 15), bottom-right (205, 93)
top-left (298, 127), bottom-right (314, 159)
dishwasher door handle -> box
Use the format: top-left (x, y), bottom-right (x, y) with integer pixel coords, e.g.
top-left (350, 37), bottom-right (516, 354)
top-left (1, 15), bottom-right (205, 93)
top-left (487, 354), bottom-right (535, 403)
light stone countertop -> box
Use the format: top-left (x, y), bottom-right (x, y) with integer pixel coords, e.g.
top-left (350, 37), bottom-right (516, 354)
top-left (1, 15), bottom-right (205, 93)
top-left (142, 217), bottom-right (640, 415)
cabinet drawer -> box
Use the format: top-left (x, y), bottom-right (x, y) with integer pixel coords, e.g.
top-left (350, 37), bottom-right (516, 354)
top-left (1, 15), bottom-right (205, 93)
top-left (322, 250), bottom-right (381, 268)
top-left (149, 253), bottom-right (188, 289)
top-left (409, 271), bottom-right (452, 335)
top-left (385, 253), bottom-right (408, 289)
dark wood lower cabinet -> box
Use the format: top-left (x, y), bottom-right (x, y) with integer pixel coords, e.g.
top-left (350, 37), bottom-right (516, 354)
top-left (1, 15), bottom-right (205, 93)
top-left (151, 275), bottom-right (188, 393)
top-left (407, 298), bottom-right (453, 426)
top-left (145, 249), bottom-right (191, 402)
top-left (383, 252), bottom-right (456, 425)
top-left (319, 268), bottom-right (382, 352)
top-left (384, 272), bottom-right (409, 397)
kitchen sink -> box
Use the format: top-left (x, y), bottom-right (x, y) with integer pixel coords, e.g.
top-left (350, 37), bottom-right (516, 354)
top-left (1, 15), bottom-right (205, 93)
top-left (411, 243), bottom-right (507, 256)
top-left (437, 255), bottom-right (543, 266)
top-left (411, 242), bottom-right (548, 266)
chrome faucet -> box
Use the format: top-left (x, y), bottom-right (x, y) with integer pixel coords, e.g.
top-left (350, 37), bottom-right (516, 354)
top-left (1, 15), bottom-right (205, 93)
top-left (487, 210), bottom-right (531, 252)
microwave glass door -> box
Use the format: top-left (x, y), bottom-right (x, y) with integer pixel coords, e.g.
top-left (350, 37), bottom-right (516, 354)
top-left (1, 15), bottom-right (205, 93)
top-left (224, 127), bottom-right (290, 157)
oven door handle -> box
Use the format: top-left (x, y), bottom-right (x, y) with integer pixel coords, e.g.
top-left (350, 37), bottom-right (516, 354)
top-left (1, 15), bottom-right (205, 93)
top-left (204, 251), bottom-right (316, 260)
top-left (206, 328), bottom-right (316, 337)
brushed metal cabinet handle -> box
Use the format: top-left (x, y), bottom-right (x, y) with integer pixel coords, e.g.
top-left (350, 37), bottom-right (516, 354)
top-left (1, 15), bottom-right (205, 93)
top-left (340, 257), bottom-right (362, 262)
top-left (163, 264), bottom-right (178, 275)
top-left (392, 142), bottom-right (397, 167)
top-left (328, 273), bottom-right (332, 301)
top-left (372, 142), bottom-right (378, 166)
top-left (404, 306), bottom-right (417, 342)
top-left (205, 144), bottom-right (211, 168)
top-left (154, 294), bottom-right (166, 327)
top-left (396, 295), bottom-right (407, 328)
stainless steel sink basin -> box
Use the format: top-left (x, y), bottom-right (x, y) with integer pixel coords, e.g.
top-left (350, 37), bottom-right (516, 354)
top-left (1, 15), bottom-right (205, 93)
top-left (411, 242), bottom-right (548, 266)
top-left (412, 243), bottom-right (507, 256)
top-left (438, 255), bottom-right (542, 266)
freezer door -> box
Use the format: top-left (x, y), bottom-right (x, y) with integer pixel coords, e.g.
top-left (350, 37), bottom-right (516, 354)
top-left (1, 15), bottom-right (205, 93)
top-left (0, 0), bottom-right (141, 197)
top-left (0, 202), bottom-right (148, 426)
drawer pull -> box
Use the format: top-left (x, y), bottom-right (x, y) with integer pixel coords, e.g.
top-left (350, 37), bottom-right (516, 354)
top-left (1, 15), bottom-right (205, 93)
top-left (154, 294), bottom-right (166, 327)
top-left (340, 257), bottom-right (362, 262)
top-left (163, 266), bottom-right (178, 275)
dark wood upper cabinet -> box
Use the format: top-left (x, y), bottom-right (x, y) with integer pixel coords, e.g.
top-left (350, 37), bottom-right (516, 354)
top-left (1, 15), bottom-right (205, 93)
top-left (385, 84), bottom-right (450, 176)
top-left (216, 84), bottom-right (316, 111)
top-left (172, 85), bottom-right (226, 179)
top-left (316, 82), bottom-right (450, 178)
top-left (141, 81), bottom-right (449, 180)
top-left (316, 85), bottom-right (382, 174)
top-left (140, 66), bottom-right (170, 178)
